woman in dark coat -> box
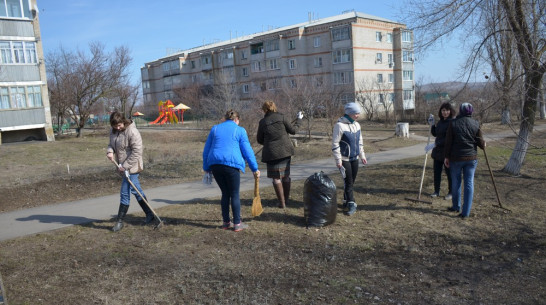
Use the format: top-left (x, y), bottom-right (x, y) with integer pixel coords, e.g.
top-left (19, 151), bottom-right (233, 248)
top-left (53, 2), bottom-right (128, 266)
top-left (257, 101), bottom-right (302, 208)
top-left (430, 102), bottom-right (456, 200)
top-left (444, 103), bottom-right (486, 218)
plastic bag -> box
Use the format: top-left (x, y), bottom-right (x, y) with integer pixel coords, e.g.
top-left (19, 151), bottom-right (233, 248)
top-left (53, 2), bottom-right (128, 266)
top-left (202, 172), bottom-right (213, 185)
top-left (303, 172), bottom-right (337, 227)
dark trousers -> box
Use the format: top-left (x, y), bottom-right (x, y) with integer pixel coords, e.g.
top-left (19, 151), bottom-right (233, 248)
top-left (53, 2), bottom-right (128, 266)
top-left (210, 164), bottom-right (241, 224)
top-left (342, 159), bottom-right (359, 203)
top-left (433, 158), bottom-right (451, 194)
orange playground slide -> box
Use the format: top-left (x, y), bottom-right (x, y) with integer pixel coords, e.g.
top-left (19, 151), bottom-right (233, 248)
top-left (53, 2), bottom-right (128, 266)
top-left (150, 113), bottom-right (165, 125)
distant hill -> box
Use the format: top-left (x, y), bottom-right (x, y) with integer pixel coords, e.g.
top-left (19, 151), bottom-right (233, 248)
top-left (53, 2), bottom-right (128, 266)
top-left (420, 81), bottom-right (488, 92)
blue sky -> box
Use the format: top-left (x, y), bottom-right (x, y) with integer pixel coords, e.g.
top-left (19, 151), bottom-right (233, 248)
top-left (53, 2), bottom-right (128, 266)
top-left (37, 0), bottom-right (466, 85)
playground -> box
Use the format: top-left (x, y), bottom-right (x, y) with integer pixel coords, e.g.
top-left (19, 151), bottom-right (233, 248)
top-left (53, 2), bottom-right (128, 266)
top-left (149, 100), bottom-right (190, 125)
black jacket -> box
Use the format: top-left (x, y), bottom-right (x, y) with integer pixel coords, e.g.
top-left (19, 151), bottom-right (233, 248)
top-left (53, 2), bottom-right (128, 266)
top-left (257, 112), bottom-right (301, 162)
top-left (445, 115), bottom-right (485, 161)
top-left (430, 118), bottom-right (451, 161)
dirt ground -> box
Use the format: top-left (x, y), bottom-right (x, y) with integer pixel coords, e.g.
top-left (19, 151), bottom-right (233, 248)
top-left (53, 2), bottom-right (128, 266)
top-left (0, 121), bottom-right (544, 304)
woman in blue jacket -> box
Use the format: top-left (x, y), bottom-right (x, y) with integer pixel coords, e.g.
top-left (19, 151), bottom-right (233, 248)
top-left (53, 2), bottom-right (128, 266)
top-left (203, 110), bottom-right (260, 232)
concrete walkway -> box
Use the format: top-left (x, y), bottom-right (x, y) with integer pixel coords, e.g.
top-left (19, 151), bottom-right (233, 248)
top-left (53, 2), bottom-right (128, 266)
top-left (0, 124), bottom-right (544, 242)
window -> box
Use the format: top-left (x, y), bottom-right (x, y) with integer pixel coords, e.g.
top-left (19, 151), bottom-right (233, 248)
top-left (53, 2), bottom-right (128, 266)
top-left (388, 73), bottom-right (394, 83)
top-left (315, 77), bottom-right (323, 87)
top-left (0, 87), bottom-right (10, 109)
top-left (0, 41), bottom-right (11, 63)
top-left (252, 61), bottom-right (262, 72)
top-left (403, 89), bottom-right (413, 101)
top-left (0, 41), bottom-right (37, 64)
top-left (288, 59), bottom-right (296, 70)
top-left (265, 40), bottom-right (278, 52)
top-left (333, 71), bottom-right (352, 84)
top-left (333, 49), bottom-right (351, 64)
top-left (403, 51), bottom-right (413, 62)
top-left (402, 31), bottom-right (412, 42)
top-left (268, 58), bottom-right (279, 70)
top-left (27, 86), bottom-right (42, 107)
top-left (192, 75), bottom-right (197, 83)
top-left (265, 40), bottom-right (279, 52)
top-left (201, 55), bottom-right (211, 65)
top-left (191, 60), bottom-right (195, 69)
top-left (143, 81), bottom-right (150, 89)
top-left (331, 27), bottom-right (350, 41)
top-left (0, 0), bottom-right (30, 18)
top-left (340, 93), bottom-right (353, 103)
top-left (223, 51), bottom-right (233, 59)
top-left (377, 74), bottom-right (383, 83)
top-left (242, 84), bottom-right (249, 93)
top-left (376, 53), bottom-right (383, 63)
top-left (314, 57), bottom-right (322, 67)
top-left (269, 79), bottom-right (280, 90)
top-left (386, 33), bottom-right (393, 43)
top-left (242, 67), bottom-right (248, 77)
top-left (241, 50), bottom-right (247, 59)
top-left (289, 79), bottom-right (297, 88)
top-left (250, 43), bottom-right (264, 54)
top-left (403, 70), bottom-right (414, 81)
top-left (288, 40), bottom-right (296, 50)
top-left (388, 54), bottom-right (394, 64)
top-left (376, 32), bottom-right (382, 42)
top-left (313, 36), bottom-right (321, 47)
top-left (10, 86), bottom-right (26, 108)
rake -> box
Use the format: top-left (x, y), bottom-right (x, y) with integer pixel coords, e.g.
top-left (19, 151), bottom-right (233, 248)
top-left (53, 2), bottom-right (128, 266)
top-left (111, 160), bottom-right (163, 229)
top-left (483, 147), bottom-right (510, 212)
top-left (405, 121), bottom-right (433, 204)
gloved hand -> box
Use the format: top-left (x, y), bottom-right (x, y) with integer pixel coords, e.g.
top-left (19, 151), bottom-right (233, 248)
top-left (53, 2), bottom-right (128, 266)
top-left (297, 111), bottom-right (303, 120)
top-left (425, 143), bottom-right (435, 153)
top-left (427, 114), bottom-right (435, 126)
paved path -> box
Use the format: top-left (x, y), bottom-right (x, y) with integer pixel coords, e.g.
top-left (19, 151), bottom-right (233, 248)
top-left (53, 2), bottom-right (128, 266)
top-left (1, 124), bottom-right (544, 242)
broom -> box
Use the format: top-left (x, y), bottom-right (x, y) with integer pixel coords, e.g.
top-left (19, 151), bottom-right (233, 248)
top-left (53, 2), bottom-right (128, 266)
top-left (251, 176), bottom-right (263, 217)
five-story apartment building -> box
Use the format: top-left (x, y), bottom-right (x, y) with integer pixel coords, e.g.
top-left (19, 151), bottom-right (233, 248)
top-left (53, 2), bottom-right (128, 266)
top-left (142, 11), bottom-right (415, 113)
top-left (0, 0), bottom-right (54, 144)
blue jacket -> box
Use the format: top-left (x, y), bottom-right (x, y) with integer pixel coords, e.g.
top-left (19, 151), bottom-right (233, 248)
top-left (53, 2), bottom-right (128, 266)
top-left (202, 120), bottom-right (259, 173)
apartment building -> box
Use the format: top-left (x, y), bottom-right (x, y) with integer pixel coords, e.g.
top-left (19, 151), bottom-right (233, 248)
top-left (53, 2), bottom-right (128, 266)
top-left (0, 0), bottom-right (54, 144)
top-left (142, 11), bottom-right (415, 113)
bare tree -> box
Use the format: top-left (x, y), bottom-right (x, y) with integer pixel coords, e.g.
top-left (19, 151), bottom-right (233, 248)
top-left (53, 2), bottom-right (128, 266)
top-left (46, 42), bottom-right (133, 137)
top-left (356, 76), bottom-right (395, 123)
top-left (405, 0), bottom-right (546, 175)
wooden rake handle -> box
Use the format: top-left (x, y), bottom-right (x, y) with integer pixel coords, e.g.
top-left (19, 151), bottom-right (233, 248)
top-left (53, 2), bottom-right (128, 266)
top-left (254, 177), bottom-right (259, 197)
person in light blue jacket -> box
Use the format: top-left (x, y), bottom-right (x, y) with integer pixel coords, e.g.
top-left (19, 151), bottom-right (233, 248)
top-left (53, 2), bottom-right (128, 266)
top-left (203, 109), bottom-right (260, 232)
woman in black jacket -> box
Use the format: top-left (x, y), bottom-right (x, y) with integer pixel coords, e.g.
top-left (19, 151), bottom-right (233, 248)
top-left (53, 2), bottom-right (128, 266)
top-left (257, 101), bottom-right (302, 208)
top-left (430, 102), bottom-right (456, 200)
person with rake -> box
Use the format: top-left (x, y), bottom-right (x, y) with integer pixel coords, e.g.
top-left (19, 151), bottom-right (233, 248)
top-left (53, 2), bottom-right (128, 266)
top-left (106, 111), bottom-right (155, 232)
top-left (257, 100), bottom-right (303, 209)
top-left (332, 102), bottom-right (368, 216)
top-left (444, 103), bottom-right (486, 218)
top-left (428, 102), bottom-right (456, 200)
top-left (203, 110), bottom-right (260, 232)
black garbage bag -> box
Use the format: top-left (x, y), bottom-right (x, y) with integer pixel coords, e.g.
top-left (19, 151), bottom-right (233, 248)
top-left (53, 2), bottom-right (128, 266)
top-left (303, 171), bottom-right (337, 227)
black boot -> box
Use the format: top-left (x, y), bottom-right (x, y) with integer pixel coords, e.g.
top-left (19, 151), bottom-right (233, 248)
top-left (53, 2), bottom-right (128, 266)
top-left (112, 204), bottom-right (129, 232)
top-left (137, 198), bottom-right (154, 225)
top-left (282, 177), bottom-right (291, 204)
top-left (272, 181), bottom-right (285, 208)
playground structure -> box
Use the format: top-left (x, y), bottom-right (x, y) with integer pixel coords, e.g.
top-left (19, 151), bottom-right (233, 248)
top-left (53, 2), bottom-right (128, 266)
top-left (150, 100), bottom-right (190, 125)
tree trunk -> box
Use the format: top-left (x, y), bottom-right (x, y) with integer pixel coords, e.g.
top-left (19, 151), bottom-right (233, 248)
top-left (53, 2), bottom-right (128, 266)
top-left (502, 72), bottom-right (541, 175)
top-left (501, 108), bottom-right (511, 125)
top-left (502, 120), bottom-right (530, 175)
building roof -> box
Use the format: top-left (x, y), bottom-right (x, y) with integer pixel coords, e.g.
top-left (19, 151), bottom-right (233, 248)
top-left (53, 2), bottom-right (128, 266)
top-left (144, 11), bottom-right (404, 66)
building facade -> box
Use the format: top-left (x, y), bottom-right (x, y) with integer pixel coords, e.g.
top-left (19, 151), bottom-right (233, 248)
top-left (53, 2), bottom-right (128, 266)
top-left (0, 0), bottom-right (54, 144)
top-left (142, 11), bottom-right (414, 113)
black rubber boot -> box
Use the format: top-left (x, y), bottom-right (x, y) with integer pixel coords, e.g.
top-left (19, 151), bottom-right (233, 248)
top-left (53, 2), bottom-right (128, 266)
top-left (137, 198), bottom-right (154, 225)
top-left (282, 177), bottom-right (291, 203)
top-left (112, 204), bottom-right (129, 232)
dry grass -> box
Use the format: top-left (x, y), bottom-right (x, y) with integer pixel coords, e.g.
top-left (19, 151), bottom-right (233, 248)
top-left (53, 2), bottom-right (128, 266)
top-left (0, 120), bottom-right (545, 304)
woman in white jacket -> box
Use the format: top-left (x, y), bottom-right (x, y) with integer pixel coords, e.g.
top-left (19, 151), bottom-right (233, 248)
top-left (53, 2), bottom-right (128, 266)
top-left (332, 103), bottom-right (367, 216)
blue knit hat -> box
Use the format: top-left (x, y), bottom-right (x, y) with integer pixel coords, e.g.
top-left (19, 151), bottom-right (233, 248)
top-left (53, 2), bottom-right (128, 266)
top-left (459, 103), bottom-right (474, 116)
top-left (344, 102), bottom-right (361, 115)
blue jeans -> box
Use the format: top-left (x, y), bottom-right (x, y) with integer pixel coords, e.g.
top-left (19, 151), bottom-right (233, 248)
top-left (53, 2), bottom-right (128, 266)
top-left (210, 164), bottom-right (241, 224)
top-left (450, 159), bottom-right (478, 217)
top-left (120, 173), bottom-right (146, 206)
